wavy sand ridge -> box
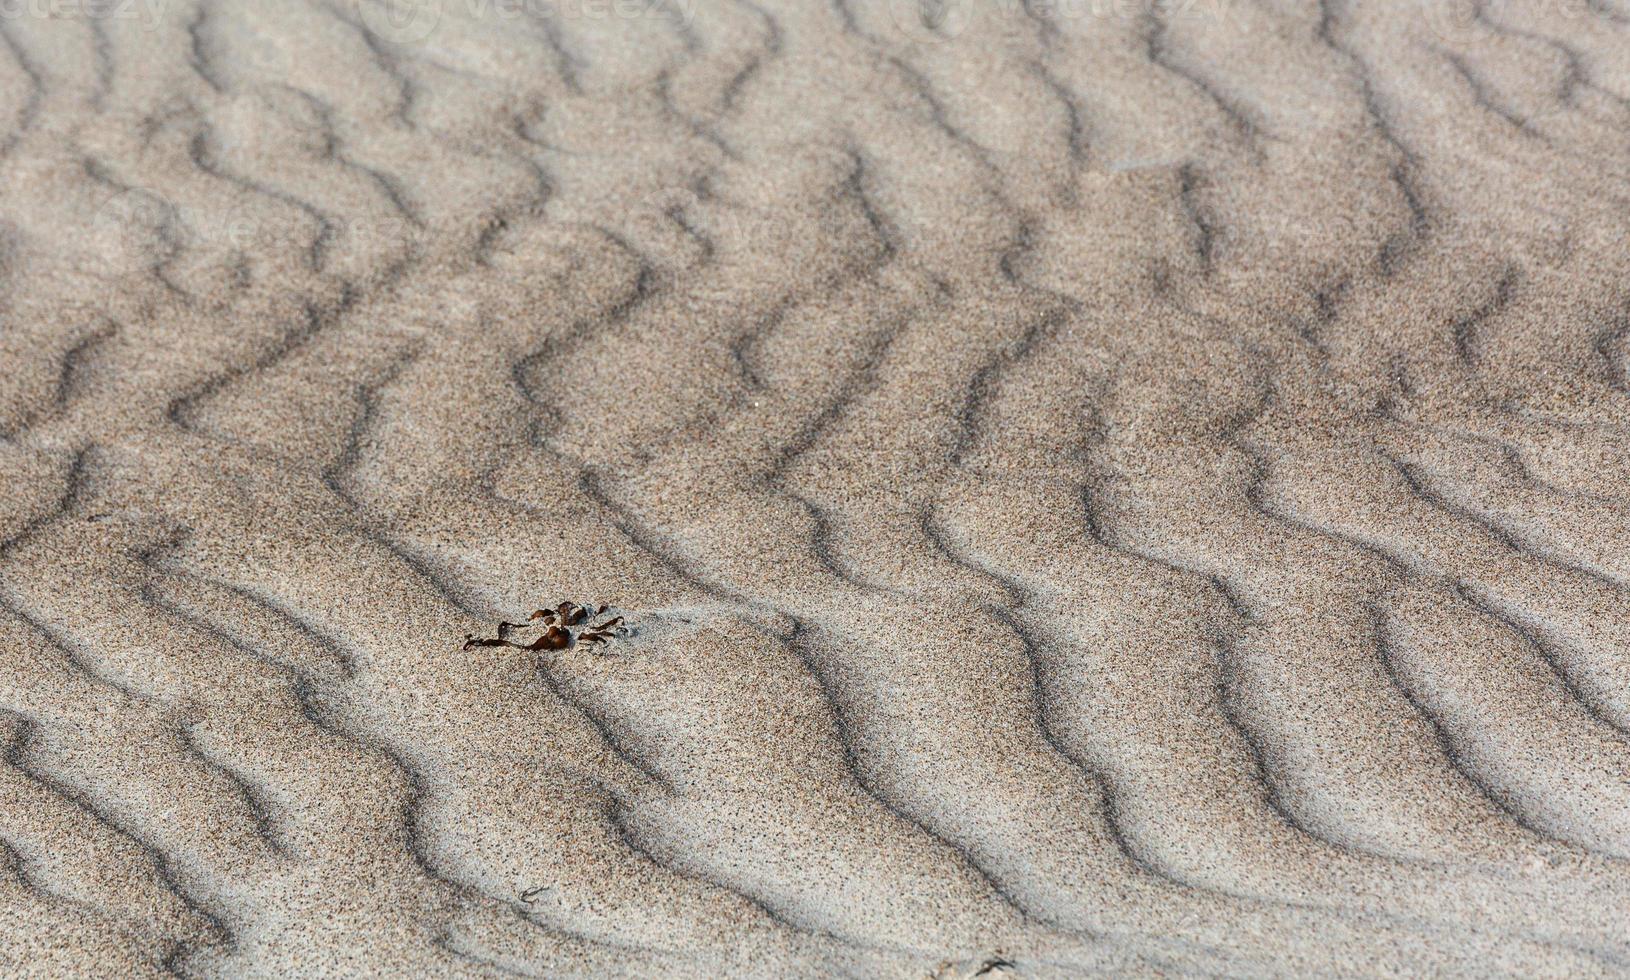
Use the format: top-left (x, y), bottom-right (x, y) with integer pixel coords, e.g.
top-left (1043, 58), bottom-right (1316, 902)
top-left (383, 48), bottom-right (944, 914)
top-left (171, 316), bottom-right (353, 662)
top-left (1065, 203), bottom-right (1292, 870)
top-left (2, 0), bottom-right (1630, 974)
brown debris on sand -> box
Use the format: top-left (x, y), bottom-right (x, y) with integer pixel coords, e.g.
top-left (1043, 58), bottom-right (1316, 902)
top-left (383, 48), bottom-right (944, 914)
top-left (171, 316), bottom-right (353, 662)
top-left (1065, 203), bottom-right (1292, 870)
top-left (463, 602), bottom-right (630, 653)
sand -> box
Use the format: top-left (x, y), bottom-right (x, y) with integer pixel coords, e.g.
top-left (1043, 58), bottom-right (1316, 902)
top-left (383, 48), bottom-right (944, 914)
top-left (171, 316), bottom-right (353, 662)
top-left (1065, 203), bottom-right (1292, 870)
top-left (2, 0), bottom-right (1630, 975)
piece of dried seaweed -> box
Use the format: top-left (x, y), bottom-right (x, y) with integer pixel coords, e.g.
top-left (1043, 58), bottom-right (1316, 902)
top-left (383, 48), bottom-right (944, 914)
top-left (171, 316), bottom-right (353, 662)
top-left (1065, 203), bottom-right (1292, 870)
top-left (462, 601), bottom-right (630, 654)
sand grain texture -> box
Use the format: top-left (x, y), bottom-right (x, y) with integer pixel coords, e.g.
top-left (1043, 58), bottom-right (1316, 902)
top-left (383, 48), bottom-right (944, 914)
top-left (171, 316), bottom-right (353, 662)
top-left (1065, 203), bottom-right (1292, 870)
top-left (2, 0), bottom-right (1630, 975)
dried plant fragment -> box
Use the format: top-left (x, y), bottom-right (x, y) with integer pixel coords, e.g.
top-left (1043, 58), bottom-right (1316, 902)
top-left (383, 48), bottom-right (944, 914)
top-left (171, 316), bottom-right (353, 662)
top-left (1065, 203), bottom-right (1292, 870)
top-left (527, 625), bottom-right (572, 651)
top-left (577, 612), bottom-right (629, 647)
top-left (462, 600), bottom-right (630, 654)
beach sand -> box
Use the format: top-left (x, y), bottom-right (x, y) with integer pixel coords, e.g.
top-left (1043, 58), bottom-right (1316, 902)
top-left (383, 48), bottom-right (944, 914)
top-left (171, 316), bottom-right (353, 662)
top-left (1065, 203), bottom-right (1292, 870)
top-left (3, 0), bottom-right (1630, 974)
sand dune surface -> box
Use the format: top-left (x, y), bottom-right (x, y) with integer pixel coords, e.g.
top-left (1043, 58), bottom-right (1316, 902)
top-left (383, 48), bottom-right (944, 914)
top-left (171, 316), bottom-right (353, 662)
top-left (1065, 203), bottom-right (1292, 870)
top-left (3, 0), bottom-right (1630, 975)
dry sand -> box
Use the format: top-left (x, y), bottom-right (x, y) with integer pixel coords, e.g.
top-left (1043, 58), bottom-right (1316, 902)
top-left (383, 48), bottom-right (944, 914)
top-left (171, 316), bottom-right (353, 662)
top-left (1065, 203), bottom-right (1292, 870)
top-left (2, 0), bottom-right (1630, 975)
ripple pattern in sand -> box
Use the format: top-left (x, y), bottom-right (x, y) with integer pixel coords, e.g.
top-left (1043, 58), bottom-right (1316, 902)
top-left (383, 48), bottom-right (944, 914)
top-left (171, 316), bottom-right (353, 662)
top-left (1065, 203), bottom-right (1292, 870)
top-left (3, 0), bottom-right (1630, 975)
